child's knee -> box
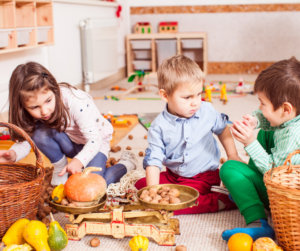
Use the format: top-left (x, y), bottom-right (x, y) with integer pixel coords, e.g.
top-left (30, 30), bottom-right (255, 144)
top-left (220, 160), bottom-right (240, 181)
top-left (135, 177), bottom-right (147, 190)
top-left (32, 125), bottom-right (54, 146)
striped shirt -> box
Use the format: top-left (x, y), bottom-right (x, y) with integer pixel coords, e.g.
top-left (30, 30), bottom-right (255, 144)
top-left (245, 109), bottom-right (300, 174)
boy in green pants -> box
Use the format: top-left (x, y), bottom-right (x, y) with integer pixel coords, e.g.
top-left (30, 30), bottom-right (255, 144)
top-left (220, 57), bottom-right (300, 241)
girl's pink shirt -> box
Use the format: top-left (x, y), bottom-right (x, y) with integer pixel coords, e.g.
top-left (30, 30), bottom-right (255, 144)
top-left (10, 87), bottom-right (113, 166)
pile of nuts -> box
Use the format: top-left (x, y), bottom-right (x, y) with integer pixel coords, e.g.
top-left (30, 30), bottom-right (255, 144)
top-left (37, 166), bottom-right (58, 227)
top-left (106, 157), bottom-right (119, 168)
top-left (139, 186), bottom-right (181, 204)
top-left (110, 145), bottom-right (121, 153)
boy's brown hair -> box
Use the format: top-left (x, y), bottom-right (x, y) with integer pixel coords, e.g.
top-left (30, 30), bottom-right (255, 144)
top-left (157, 55), bottom-right (203, 95)
top-left (8, 62), bottom-right (75, 142)
top-left (254, 57), bottom-right (300, 115)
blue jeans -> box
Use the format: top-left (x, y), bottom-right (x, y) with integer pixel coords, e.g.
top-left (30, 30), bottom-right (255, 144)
top-left (31, 122), bottom-right (127, 185)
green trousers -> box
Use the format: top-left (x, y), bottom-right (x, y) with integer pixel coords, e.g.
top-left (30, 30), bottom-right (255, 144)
top-left (220, 130), bottom-right (275, 225)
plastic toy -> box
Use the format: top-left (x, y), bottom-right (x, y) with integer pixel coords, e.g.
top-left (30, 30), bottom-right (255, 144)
top-left (220, 81), bottom-right (228, 104)
top-left (205, 85), bottom-right (212, 102)
top-left (111, 96), bottom-right (119, 101)
top-left (134, 22), bottom-right (152, 34)
top-left (0, 130), bottom-right (10, 140)
top-left (158, 22), bottom-right (178, 33)
top-left (128, 71), bottom-right (149, 92)
top-left (111, 86), bottom-right (127, 91)
top-left (115, 71), bottom-right (158, 99)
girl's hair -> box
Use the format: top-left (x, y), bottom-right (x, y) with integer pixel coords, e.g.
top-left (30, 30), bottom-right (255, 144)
top-left (8, 62), bottom-right (75, 142)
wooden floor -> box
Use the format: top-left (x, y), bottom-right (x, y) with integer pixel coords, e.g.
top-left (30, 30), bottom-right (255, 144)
top-left (0, 115), bottom-right (139, 167)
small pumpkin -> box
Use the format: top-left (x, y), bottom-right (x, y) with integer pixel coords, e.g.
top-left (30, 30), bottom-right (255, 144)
top-left (64, 167), bottom-right (107, 206)
top-left (51, 184), bottom-right (65, 204)
top-left (129, 235), bottom-right (149, 251)
top-left (3, 243), bottom-right (33, 251)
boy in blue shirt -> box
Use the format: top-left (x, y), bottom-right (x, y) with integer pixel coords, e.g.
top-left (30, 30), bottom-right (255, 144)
top-left (135, 55), bottom-right (241, 215)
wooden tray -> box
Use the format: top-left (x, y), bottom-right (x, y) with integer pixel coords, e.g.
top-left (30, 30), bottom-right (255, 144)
top-left (137, 184), bottom-right (199, 211)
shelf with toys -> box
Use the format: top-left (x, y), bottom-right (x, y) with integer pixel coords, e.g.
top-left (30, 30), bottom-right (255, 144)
top-left (126, 22), bottom-right (207, 78)
top-left (0, 0), bottom-right (54, 55)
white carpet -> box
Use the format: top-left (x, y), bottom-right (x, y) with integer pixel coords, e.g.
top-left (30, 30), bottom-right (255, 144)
top-left (47, 122), bottom-right (254, 251)
top-left (54, 75), bottom-right (261, 251)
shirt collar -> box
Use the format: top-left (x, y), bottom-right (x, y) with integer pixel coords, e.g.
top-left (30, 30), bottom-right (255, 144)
top-left (280, 114), bottom-right (300, 128)
top-left (163, 104), bottom-right (200, 126)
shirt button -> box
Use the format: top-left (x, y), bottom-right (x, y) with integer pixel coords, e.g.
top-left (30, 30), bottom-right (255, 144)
top-left (96, 118), bottom-right (99, 122)
top-left (185, 153), bottom-right (188, 156)
top-left (186, 137), bottom-right (189, 140)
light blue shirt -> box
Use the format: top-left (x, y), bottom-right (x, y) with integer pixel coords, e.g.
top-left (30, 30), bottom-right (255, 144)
top-left (143, 102), bottom-right (228, 177)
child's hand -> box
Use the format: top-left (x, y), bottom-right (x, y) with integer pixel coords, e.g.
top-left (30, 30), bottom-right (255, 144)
top-left (0, 150), bottom-right (16, 162)
top-left (231, 120), bottom-right (255, 147)
top-left (59, 158), bottom-right (83, 176)
top-left (243, 114), bottom-right (258, 129)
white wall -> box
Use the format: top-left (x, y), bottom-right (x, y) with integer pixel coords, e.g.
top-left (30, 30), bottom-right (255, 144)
top-left (129, 0), bottom-right (300, 7)
top-left (131, 11), bottom-right (300, 63)
top-left (0, 0), bottom-right (129, 113)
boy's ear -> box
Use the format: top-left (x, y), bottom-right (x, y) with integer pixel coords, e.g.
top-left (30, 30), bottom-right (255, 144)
top-left (159, 89), bottom-right (169, 102)
top-left (282, 102), bottom-right (294, 117)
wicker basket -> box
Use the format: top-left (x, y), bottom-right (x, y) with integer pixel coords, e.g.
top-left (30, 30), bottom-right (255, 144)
top-left (0, 122), bottom-right (45, 240)
top-left (264, 150), bottom-right (300, 251)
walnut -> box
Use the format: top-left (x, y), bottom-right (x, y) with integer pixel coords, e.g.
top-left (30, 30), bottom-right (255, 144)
top-left (220, 158), bottom-right (227, 164)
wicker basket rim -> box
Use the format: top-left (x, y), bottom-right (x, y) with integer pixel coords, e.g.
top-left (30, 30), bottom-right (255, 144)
top-left (264, 164), bottom-right (300, 196)
top-left (0, 162), bottom-right (44, 192)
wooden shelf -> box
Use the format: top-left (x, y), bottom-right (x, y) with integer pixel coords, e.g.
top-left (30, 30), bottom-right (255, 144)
top-left (52, 0), bottom-right (118, 7)
top-left (0, 0), bottom-right (54, 54)
top-left (0, 1), bottom-right (15, 28)
top-left (126, 32), bottom-right (207, 77)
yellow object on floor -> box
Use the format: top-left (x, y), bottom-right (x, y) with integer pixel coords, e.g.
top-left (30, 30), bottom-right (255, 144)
top-left (3, 243), bottom-right (33, 251)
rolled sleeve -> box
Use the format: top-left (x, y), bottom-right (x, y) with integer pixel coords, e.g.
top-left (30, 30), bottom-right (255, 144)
top-left (245, 140), bottom-right (264, 161)
top-left (143, 125), bottom-right (166, 170)
top-left (211, 108), bottom-right (229, 135)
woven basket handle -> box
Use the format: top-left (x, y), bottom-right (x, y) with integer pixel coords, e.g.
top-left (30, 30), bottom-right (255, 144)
top-left (283, 150), bottom-right (300, 173)
top-left (0, 122), bottom-right (43, 170)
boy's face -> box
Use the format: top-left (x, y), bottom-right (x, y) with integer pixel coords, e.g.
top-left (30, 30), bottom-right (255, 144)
top-left (258, 92), bottom-right (283, 127)
top-left (166, 83), bottom-right (202, 118)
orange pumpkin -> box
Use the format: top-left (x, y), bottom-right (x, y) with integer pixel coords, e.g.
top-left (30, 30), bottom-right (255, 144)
top-left (64, 167), bottom-right (107, 206)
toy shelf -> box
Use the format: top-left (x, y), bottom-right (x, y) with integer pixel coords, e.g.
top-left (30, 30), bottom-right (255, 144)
top-left (126, 32), bottom-right (207, 78)
top-left (0, 0), bottom-right (54, 54)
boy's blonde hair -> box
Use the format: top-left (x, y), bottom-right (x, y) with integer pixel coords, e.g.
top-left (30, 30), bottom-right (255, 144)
top-left (157, 55), bottom-right (203, 95)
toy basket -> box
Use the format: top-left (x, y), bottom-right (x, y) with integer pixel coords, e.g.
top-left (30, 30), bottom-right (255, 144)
top-left (0, 122), bottom-right (45, 240)
top-left (264, 150), bottom-right (300, 251)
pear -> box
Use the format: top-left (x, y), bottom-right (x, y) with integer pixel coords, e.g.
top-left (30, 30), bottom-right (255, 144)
top-left (23, 220), bottom-right (50, 251)
top-left (48, 213), bottom-right (68, 251)
top-left (2, 218), bottom-right (30, 246)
